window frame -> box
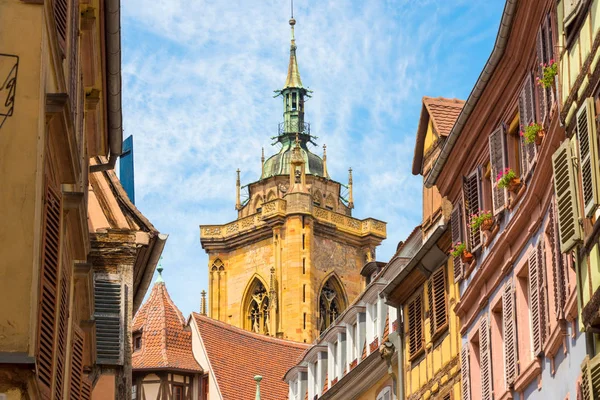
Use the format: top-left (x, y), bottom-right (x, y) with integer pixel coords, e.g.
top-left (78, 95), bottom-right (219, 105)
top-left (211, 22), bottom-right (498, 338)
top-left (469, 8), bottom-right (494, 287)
top-left (427, 266), bottom-right (449, 341)
top-left (406, 291), bottom-right (424, 361)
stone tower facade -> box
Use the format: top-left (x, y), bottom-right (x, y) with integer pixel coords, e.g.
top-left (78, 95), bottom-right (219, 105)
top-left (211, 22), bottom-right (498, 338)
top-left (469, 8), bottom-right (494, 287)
top-left (200, 17), bottom-right (386, 343)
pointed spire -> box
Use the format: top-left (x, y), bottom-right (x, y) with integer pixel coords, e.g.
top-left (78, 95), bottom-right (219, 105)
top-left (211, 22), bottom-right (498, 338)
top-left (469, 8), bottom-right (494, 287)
top-left (261, 147), bottom-right (265, 166)
top-left (200, 290), bottom-right (207, 315)
top-left (348, 168), bottom-right (354, 209)
top-left (254, 375), bottom-right (263, 400)
top-left (235, 169), bottom-right (241, 210)
top-left (284, 9), bottom-right (303, 89)
top-left (156, 257), bottom-right (164, 283)
top-left (323, 144), bottom-right (328, 178)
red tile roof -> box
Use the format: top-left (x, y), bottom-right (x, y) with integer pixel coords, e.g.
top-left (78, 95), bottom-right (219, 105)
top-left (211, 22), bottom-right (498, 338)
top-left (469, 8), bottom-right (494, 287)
top-left (132, 281), bottom-right (202, 373)
top-left (422, 96), bottom-right (465, 137)
top-left (191, 313), bottom-right (309, 400)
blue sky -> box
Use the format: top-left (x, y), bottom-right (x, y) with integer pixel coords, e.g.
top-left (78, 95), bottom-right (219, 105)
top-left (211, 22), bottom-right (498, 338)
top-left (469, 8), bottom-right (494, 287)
top-left (120, 0), bottom-right (505, 316)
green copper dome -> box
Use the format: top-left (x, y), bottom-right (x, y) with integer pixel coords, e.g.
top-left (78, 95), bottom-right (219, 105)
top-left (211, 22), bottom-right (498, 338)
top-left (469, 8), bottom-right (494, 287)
top-left (261, 138), bottom-right (326, 179)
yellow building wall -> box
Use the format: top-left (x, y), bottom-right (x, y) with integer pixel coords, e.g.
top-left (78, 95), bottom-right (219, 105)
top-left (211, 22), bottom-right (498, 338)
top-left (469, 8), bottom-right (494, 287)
top-left (0, 0), bottom-right (47, 355)
top-left (404, 259), bottom-right (461, 400)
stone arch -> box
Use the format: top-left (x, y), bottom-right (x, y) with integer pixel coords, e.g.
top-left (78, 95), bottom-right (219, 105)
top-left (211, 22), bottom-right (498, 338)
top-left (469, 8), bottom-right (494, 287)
top-left (211, 258), bottom-right (224, 271)
top-left (266, 190), bottom-right (277, 202)
top-left (313, 189), bottom-right (323, 206)
top-left (241, 275), bottom-right (271, 335)
top-left (253, 195), bottom-right (264, 212)
top-left (325, 194), bottom-right (335, 211)
top-left (317, 273), bottom-right (348, 334)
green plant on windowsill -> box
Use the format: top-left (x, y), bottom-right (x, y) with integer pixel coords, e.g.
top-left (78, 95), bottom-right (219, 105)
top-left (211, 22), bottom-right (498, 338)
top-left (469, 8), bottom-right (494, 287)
top-left (537, 60), bottom-right (557, 89)
top-left (496, 168), bottom-right (518, 190)
top-left (470, 210), bottom-right (493, 233)
top-left (450, 242), bottom-right (466, 258)
top-left (521, 122), bottom-right (544, 145)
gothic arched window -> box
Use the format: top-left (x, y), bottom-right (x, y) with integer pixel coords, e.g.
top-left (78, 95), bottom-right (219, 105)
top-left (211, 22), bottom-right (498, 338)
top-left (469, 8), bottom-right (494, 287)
top-left (244, 278), bottom-right (271, 335)
top-left (318, 276), bottom-right (347, 334)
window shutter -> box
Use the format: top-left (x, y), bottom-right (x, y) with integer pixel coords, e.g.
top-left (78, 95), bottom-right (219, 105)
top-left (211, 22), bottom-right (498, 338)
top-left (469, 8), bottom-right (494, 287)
top-left (519, 73), bottom-right (538, 177)
top-left (407, 294), bottom-right (423, 358)
top-left (69, 324), bottom-right (85, 400)
top-left (37, 181), bottom-right (63, 396)
top-left (551, 139), bottom-right (582, 252)
top-left (460, 346), bottom-right (471, 400)
top-left (537, 25), bottom-right (549, 123)
top-left (548, 200), bottom-right (566, 320)
top-left (488, 125), bottom-right (508, 215)
top-left (537, 239), bottom-right (549, 350)
top-left (68, 0), bottom-right (80, 115)
top-left (53, 0), bottom-right (68, 52)
top-left (576, 98), bottom-right (600, 217)
top-left (81, 378), bottom-right (92, 400)
top-left (451, 200), bottom-right (464, 282)
top-left (54, 247), bottom-right (72, 400)
top-left (544, 14), bottom-right (555, 117)
top-left (529, 247), bottom-right (543, 356)
top-left (479, 315), bottom-right (492, 400)
top-left (94, 279), bottom-right (122, 364)
top-left (580, 356), bottom-right (593, 400)
top-left (463, 170), bottom-right (482, 251)
top-left (503, 279), bottom-right (518, 386)
top-left (428, 267), bottom-right (447, 337)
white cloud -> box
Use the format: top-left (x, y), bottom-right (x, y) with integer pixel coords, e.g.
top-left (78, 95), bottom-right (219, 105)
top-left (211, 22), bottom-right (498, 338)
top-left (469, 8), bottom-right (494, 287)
top-left (121, 0), bottom-right (505, 315)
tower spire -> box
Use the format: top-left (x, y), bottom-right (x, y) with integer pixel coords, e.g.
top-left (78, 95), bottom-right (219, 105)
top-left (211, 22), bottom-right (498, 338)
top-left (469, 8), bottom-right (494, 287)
top-left (284, 9), bottom-right (302, 89)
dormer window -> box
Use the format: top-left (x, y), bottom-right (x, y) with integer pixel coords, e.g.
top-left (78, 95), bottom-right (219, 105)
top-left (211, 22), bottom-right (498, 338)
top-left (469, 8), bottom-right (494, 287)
top-left (133, 332), bottom-right (142, 351)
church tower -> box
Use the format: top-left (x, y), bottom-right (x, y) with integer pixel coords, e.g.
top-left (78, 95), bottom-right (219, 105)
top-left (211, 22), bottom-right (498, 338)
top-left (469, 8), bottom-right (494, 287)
top-left (200, 14), bottom-right (386, 343)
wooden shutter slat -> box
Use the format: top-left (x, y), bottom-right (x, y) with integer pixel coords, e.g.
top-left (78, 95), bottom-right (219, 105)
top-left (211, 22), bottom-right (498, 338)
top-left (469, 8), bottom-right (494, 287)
top-left (548, 199), bottom-right (567, 320)
top-left (463, 171), bottom-right (482, 251)
top-left (503, 279), bottom-right (518, 387)
top-left (460, 346), bottom-right (471, 400)
top-left (407, 294), bottom-right (423, 358)
top-left (53, 0), bottom-right (68, 52)
top-left (529, 246), bottom-right (543, 356)
top-left (576, 98), bottom-right (600, 217)
top-left (537, 26), bottom-right (549, 124)
top-left (37, 181), bottom-right (63, 395)
top-left (451, 200), bottom-right (464, 282)
top-left (69, 324), bottom-right (85, 400)
top-left (537, 239), bottom-right (548, 352)
top-left (479, 315), bottom-right (492, 400)
top-left (428, 268), bottom-right (447, 336)
top-left (95, 279), bottom-right (122, 364)
top-left (519, 73), bottom-right (538, 177)
top-left (551, 139), bottom-right (582, 252)
top-left (488, 125), bottom-right (508, 215)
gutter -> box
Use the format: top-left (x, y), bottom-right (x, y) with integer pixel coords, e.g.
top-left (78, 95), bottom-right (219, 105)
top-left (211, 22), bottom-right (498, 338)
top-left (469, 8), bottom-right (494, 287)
top-left (424, 0), bottom-right (518, 188)
top-left (382, 224), bottom-right (447, 301)
top-left (90, 0), bottom-right (123, 172)
top-left (133, 233), bottom-right (168, 313)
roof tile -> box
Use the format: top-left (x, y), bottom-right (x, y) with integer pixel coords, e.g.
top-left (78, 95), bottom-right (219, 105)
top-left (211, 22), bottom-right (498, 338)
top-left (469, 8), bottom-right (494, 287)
top-left (192, 313), bottom-right (309, 400)
top-left (422, 96), bottom-right (465, 137)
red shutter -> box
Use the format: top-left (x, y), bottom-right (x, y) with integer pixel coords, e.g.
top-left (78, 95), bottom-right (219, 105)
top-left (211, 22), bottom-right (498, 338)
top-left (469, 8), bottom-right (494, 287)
top-left (460, 345), bottom-right (471, 400)
top-left (53, 0), bottom-right (68, 53)
top-left (519, 72), bottom-right (538, 177)
top-left (529, 247), bottom-right (543, 356)
top-left (37, 181), bottom-right (63, 397)
top-left (537, 239), bottom-right (549, 350)
top-left (463, 170), bottom-right (482, 251)
top-left (503, 279), bottom-right (518, 386)
top-left (479, 315), bottom-right (492, 400)
top-left (488, 125), bottom-right (508, 215)
top-left (69, 324), bottom-right (85, 400)
top-left (451, 200), bottom-right (464, 282)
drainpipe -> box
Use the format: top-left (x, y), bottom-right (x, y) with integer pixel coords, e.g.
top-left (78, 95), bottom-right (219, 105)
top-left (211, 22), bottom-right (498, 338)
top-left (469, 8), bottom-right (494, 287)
top-left (90, 0), bottom-right (123, 172)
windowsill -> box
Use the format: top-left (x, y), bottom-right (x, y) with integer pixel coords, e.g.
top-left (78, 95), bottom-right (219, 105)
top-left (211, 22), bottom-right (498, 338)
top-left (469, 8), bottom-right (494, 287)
top-left (507, 182), bottom-right (527, 210)
top-left (497, 389), bottom-right (514, 400)
top-left (429, 326), bottom-right (449, 349)
top-left (483, 224), bottom-right (500, 248)
top-left (408, 348), bottom-right (425, 366)
top-left (513, 358), bottom-right (541, 393)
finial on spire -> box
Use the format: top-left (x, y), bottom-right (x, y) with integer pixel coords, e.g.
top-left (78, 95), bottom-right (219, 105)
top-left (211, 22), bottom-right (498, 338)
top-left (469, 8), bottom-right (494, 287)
top-left (235, 169), bottom-right (241, 211)
top-left (348, 168), bottom-right (354, 210)
top-left (156, 256), bottom-right (164, 283)
top-left (200, 290), bottom-right (207, 315)
top-left (323, 144), bottom-right (328, 178)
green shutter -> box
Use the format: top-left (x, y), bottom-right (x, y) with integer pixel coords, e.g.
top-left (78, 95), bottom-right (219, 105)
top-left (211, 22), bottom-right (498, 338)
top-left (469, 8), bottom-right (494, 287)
top-left (576, 98), bottom-right (600, 217)
top-left (551, 139), bottom-right (582, 253)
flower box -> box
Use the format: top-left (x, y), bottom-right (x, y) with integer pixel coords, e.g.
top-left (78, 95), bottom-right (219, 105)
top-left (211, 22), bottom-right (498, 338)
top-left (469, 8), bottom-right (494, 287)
top-left (461, 250), bottom-right (474, 263)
